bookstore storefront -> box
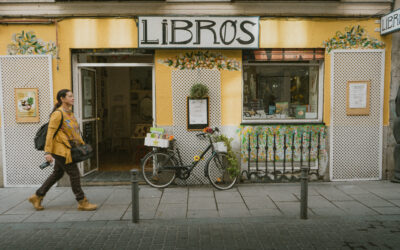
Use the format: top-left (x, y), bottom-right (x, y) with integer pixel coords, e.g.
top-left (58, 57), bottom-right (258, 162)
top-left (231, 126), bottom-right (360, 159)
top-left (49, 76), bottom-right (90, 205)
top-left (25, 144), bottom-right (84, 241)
top-left (0, 16), bottom-right (392, 186)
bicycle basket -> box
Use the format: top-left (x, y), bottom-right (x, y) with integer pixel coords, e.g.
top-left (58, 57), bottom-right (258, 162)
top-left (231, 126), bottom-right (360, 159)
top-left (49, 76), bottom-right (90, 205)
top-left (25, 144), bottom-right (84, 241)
top-left (214, 142), bottom-right (227, 153)
top-left (144, 137), bottom-right (170, 148)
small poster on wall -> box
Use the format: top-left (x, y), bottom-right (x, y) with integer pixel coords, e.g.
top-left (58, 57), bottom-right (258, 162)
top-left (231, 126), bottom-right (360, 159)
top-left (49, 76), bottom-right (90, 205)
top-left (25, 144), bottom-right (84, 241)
top-left (346, 81), bottom-right (370, 116)
top-left (15, 88), bottom-right (39, 123)
top-left (187, 97), bottom-right (209, 130)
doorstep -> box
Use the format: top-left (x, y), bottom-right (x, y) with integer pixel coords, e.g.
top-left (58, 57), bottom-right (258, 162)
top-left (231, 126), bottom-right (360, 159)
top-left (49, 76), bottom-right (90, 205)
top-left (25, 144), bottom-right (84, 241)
top-left (81, 171), bottom-right (144, 186)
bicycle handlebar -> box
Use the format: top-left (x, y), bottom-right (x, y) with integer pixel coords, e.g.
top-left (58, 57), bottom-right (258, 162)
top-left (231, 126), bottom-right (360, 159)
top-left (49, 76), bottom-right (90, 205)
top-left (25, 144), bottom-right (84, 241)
top-left (196, 133), bottom-right (207, 138)
top-left (196, 127), bottom-right (220, 138)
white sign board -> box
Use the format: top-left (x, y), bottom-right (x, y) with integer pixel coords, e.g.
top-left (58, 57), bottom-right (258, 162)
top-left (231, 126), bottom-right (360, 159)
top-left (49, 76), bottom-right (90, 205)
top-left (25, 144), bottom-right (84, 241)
top-left (381, 8), bottom-right (400, 35)
top-left (189, 99), bottom-right (208, 124)
top-left (349, 83), bottom-right (367, 109)
top-left (138, 16), bottom-right (259, 48)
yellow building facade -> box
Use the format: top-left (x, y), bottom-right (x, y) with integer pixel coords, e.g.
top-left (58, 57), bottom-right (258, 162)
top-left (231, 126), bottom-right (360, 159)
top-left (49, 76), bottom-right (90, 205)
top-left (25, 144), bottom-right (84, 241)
top-left (0, 16), bottom-right (392, 186)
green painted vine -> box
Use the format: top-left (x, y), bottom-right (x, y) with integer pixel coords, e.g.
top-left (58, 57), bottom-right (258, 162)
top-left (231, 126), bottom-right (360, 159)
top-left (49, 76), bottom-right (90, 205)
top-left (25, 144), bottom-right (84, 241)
top-left (323, 25), bottom-right (385, 53)
top-left (159, 51), bottom-right (241, 71)
top-left (7, 30), bottom-right (57, 57)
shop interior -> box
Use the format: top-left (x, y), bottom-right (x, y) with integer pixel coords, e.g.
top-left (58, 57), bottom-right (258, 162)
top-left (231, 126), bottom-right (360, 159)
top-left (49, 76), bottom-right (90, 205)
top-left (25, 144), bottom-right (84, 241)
top-left (76, 51), bottom-right (154, 175)
top-left (242, 64), bottom-right (319, 120)
top-left (94, 66), bottom-right (153, 172)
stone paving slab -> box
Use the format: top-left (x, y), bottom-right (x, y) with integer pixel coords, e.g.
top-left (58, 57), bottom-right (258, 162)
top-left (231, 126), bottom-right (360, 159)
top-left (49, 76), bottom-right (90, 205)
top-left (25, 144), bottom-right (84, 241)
top-left (160, 192), bottom-right (187, 204)
top-left (242, 195), bottom-right (276, 209)
top-left (217, 202), bottom-right (250, 217)
top-left (0, 181), bottom-right (399, 223)
top-left (275, 201), bottom-right (314, 216)
top-left (335, 184), bottom-right (372, 195)
top-left (350, 193), bottom-right (395, 207)
top-left (187, 209), bottom-right (219, 218)
top-left (156, 203), bottom-right (187, 219)
top-left (372, 206), bottom-right (400, 215)
top-left (188, 187), bottom-right (214, 198)
top-left (249, 208), bottom-right (282, 217)
top-left (333, 201), bottom-right (378, 216)
top-left (306, 196), bottom-right (338, 209)
top-left (315, 186), bottom-right (354, 201)
top-left (267, 191), bottom-right (298, 202)
top-left (215, 190), bottom-right (243, 203)
top-left (0, 214), bottom-right (30, 223)
top-left (390, 200), bottom-right (400, 206)
top-left (188, 196), bottom-right (216, 210)
top-left (368, 189), bottom-right (400, 200)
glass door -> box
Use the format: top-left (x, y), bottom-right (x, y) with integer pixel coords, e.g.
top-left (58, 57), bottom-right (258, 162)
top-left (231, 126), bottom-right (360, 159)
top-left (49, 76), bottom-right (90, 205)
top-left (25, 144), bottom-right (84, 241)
top-left (78, 68), bottom-right (98, 175)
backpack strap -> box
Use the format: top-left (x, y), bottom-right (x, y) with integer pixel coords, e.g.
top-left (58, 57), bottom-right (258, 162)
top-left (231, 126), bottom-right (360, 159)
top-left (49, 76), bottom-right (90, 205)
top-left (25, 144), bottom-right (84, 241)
top-left (53, 110), bottom-right (64, 139)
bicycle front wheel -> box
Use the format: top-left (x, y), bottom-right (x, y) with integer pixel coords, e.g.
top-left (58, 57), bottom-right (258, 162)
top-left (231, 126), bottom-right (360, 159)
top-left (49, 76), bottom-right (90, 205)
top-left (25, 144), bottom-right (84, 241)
top-left (207, 153), bottom-right (237, 190)
top-left (141, 152), bottom-right (176, 188)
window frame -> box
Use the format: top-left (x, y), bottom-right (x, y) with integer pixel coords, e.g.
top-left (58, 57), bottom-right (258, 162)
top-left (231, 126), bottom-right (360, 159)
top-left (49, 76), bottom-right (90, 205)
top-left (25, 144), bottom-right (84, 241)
top-left (241, 61), bottom-right (324, 124)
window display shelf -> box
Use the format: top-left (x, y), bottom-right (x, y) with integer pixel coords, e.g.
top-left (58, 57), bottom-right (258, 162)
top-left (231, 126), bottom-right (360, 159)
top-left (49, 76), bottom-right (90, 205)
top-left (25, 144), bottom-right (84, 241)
top-left (242, 60), bottom-right (322, 123)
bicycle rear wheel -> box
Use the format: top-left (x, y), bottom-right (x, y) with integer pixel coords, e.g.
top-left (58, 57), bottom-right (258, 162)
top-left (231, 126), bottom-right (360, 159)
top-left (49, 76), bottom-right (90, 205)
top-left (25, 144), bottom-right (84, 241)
top-left (141, 152), bottom-right (176, 188)
top-left (207, 152), bottom-right (237, 190)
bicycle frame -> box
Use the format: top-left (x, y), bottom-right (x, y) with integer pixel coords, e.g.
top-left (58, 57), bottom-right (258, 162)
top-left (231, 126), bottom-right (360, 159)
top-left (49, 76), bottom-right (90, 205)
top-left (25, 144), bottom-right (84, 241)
top-left (160, 134), bottom-right (218, 178)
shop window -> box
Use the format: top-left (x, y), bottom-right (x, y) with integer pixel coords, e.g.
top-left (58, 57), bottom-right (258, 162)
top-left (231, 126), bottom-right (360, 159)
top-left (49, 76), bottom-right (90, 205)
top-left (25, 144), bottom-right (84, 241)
top-left (242, 49), bottom-right (324, 123)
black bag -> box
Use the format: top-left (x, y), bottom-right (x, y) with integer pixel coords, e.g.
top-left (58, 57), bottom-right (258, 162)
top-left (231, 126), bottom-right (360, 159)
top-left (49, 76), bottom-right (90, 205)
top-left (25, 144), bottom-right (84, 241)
top-left (70, 142), bottom-right (94, 163)
top-left (34, 110), bottom-right (63, 151)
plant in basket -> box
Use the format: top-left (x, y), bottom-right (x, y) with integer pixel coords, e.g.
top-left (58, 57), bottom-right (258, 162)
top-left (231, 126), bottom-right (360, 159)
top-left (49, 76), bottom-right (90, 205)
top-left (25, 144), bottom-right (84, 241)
top-left (190, 83), bottom-right (209, 99)
top-left (213, 134), bottom-right (240, 178)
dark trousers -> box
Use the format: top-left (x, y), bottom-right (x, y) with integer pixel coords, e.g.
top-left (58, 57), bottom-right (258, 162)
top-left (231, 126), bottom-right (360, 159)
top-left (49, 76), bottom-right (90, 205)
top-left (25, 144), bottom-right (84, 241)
top-left (36, 154), bottom-right (85, 201)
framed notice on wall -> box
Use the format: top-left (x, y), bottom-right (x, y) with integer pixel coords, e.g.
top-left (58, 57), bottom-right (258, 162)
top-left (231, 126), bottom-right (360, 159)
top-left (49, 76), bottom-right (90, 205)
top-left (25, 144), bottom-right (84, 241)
top-left (346, 81), bottom-right (370, 116)
top-left (187, 97), bottom-right (209, 130)
top-left (15, 88), bottom-right (39, 123)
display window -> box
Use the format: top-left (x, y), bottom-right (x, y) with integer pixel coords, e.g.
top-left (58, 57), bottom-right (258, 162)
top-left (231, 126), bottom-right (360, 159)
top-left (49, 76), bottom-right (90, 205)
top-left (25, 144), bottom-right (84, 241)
top-left (242, 49), bottom-right (324, 123)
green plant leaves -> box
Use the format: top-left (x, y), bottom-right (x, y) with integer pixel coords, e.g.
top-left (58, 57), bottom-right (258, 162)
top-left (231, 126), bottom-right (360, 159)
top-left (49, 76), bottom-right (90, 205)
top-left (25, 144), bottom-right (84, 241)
top-left (323, 25), bottom-right (384, 53)
top-left (7, 30), bottom-right (57, 57)
top-left (213, 134), bottom-right (239, 178)
top-left (190, 83), bottom-right (209, 98)
top-left (161, 51), bottom-right (240, 71)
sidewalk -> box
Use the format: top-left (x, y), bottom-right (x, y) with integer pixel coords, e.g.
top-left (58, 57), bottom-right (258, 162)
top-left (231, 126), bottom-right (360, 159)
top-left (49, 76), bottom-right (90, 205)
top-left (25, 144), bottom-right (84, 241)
top-left (0, 181), bottom-right (400, 223)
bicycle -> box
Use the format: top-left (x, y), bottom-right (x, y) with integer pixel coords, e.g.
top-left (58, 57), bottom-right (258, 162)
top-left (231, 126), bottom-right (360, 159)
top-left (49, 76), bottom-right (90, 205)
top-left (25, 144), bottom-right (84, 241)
top-left (140, 127), bottom-right (238, 190)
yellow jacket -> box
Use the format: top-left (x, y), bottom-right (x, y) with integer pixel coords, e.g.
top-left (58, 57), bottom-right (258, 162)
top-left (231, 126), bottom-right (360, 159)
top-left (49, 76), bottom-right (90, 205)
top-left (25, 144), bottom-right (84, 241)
top-left (44, 108), bottom-right (84, 164)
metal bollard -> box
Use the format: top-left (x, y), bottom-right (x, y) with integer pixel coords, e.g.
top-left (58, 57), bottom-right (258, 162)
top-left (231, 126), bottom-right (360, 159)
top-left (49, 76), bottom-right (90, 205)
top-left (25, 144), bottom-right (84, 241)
top-left (300, 166), bottom-right (309, 220)
top-left (131, 169), bottom-right (140, 223)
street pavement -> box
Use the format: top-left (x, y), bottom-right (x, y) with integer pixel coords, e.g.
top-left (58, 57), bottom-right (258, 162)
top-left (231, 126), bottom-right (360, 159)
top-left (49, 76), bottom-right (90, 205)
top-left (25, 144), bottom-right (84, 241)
top-left (1, 215), bottom-right (400, 250)
top-left (0, 181), bottom-right (399, 249)
top-left (1, 181), bottom-right (400, 222)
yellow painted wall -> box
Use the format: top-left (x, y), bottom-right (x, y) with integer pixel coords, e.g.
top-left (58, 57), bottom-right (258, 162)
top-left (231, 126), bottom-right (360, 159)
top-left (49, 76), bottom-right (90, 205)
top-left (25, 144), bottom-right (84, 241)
top-left (260, 18), bottom-right (392, 126)
top-left (56, 18), bottom-right (138, 99)
top-left (0, 18), bottom-right (392, 127)
top-left (155, 50), bottom-right (242, 126)
top-left (0, 24), bottom-right (56, 54)
top-left (0, 18), bottom-right (138, 101)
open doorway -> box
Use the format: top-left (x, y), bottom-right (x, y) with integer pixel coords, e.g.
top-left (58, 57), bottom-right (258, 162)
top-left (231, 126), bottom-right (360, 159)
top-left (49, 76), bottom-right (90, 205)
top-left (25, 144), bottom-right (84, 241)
top-left (96, 66), bottom-right (153, 172)
top-left (73, 51), bottom-right (154, 182)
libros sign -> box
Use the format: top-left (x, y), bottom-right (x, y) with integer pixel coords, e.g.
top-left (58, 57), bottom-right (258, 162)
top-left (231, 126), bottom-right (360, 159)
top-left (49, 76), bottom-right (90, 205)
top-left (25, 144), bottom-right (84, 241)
top-left (138, 16), bottom-right (259, 48)
top-left (381, 8), bottom-right (400, 35)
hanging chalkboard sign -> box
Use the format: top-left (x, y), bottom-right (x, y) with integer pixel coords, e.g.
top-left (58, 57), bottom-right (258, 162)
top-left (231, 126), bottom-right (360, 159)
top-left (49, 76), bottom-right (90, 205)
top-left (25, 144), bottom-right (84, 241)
top-left (187, 97), bottom-right (209, 131)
